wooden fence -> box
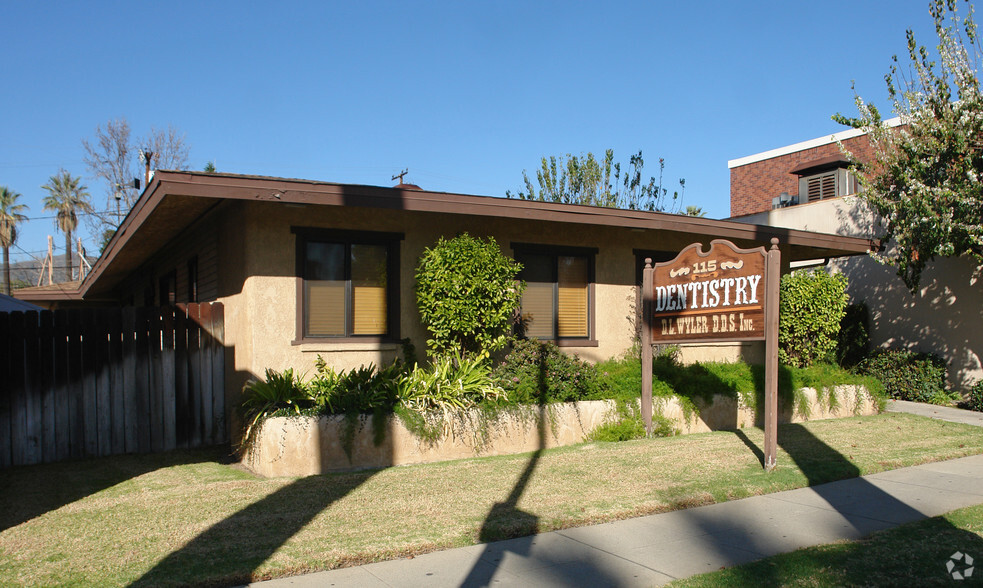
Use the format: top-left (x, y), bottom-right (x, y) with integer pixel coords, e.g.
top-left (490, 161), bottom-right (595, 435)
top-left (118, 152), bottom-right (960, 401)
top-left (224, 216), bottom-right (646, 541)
top-left (0, 303), bottom-right (226, 468)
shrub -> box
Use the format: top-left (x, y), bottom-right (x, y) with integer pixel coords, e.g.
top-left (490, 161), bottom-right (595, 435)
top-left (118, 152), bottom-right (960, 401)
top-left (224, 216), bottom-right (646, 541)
top-left (396, 353), bottom-right (506, 411)
top-left (240, 368), bottom-right (312, 445)
top-left (779, 269), bottom-right (849, 367)
top-left (415, 233), bottom-right (524, 360)
top-left (309, 359), bottom-right (404, 414)
top-left (857, 349), bottom-right (953, 404)
top-left (835, 302), bottom-right (870, 368)
top-left (491, 338), bottom-right (603, 404)
top-left (968, 381), bottom-right (983, 412)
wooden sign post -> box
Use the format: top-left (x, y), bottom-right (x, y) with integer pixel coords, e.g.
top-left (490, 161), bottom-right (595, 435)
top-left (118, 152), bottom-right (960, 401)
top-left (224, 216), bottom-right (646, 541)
top-left (642, 238), bottom-right (781, 470)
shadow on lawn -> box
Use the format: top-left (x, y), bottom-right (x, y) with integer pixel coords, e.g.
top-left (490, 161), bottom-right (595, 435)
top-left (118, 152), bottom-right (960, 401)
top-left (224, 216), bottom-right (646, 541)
top-left (0, 444), bottom-right (232, 533)
top-left (131, 467), bottom-right (380, 586)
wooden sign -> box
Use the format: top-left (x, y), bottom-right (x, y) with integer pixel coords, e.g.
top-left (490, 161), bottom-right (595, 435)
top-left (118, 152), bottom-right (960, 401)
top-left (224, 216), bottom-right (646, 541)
top-left (650, 240), bottom-right (767, 344)
top-left (641, 238), bottom-right (781, 470)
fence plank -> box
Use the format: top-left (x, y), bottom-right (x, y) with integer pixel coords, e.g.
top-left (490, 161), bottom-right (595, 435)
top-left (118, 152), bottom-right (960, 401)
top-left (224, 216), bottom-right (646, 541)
top-left (53, 310), bottom-right (70, 460)
top-left (22, 311), bottom-right (42, 465)
top-left (94, 309), bottom-right (112, 457)
top-left (0, 313), bottom-right (12, 468)
top-left (148, 308), bottom-right (164, 453)
top-left (209, 302), bottom-right (226, 444)
top-left (108, 310), bottom-right (125, 454)
top-left (81, 310), bottom-right (100, 458)
top-left (161, 307), bottom-right (177, 451)
top-left (187, 304), bottom-right (203, 448)
top-left (9, 312), bottom-right (28, 466)
top-left (133, 307), bottom-right (151, 454)
top-left (174, 305), bottom-right (190, 449)
top-left (121, 309), bottom-right (137, 453)
top-left (67, 310), bottom-right (84, 459)
top-left (39, 311), bottom-right (56, 463)
top-left (198, 303), bottom-right (214, 445)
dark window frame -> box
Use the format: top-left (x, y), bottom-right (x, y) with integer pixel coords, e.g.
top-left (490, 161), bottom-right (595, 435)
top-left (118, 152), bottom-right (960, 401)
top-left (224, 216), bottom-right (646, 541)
top-left (292, 227), bottom-right (403, 344)
top-left (159, 270), bottom-right (177, 306)
top-left (511, 242), bottom-right (598, 348)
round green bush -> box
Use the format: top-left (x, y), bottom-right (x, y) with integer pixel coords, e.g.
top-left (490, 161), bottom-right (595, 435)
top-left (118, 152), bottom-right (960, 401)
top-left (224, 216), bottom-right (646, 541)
top-left (415, 233), bottom-right (524, 360)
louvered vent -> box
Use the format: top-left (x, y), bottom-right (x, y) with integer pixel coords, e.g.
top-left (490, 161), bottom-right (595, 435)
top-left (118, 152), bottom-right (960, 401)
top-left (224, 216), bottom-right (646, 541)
top-left (806, 171), bottom-right (836, 202)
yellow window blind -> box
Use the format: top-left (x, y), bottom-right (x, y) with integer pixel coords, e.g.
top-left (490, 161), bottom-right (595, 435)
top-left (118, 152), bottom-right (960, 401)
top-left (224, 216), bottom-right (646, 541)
top-left (557, 256), bottom-right (588, 338)
top-left (351, 244), bottom-right (388, 335)
top-left (306, 281), bottom-right (345, 336)
top-left (352, 286), bottom-right (387, 334)
top-left (521, 282), bottom-right (554, 339)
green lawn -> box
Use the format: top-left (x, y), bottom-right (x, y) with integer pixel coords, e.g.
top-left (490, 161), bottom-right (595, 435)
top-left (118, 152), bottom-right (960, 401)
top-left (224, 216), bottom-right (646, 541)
top-left (1, 412), bottom-right (982, 587)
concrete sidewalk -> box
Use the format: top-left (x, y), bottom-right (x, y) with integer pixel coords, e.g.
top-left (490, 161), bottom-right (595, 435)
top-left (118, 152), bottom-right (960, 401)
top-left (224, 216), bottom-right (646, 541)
top-left (886, 399), bottom-right (983, 427)
top-left (249, 405), bottom-right (983, 587)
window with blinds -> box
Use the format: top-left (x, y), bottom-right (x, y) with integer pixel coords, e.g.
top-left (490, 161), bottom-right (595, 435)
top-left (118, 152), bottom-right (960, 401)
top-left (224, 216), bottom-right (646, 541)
top-left (516, 249), bottom-right (592, 341)
top-left (303, 239), bottom-right (391, 338)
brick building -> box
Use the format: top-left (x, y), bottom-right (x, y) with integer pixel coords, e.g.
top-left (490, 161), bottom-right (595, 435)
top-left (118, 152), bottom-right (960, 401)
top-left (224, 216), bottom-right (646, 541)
top-left (727, 120), bottom-right (981, 392)
top-left (728, 119), bottom-right (901, 218)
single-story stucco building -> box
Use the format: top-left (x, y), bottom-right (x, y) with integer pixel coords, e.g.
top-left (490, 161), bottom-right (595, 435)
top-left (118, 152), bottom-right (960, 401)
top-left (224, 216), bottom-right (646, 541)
top-left (16, 171), bottom-right (876, 412)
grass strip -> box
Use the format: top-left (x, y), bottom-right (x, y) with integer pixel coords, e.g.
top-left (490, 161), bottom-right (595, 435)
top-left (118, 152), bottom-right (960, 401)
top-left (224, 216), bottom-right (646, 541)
top-left (669, 502), bottom-right (983, 587)
top-left (1, 412), bottom-right (981, 586)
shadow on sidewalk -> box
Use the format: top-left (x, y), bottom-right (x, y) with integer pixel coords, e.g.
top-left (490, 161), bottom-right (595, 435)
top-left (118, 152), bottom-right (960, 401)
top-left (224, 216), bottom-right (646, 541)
top-left (707, 423), bottom-right (983, 586)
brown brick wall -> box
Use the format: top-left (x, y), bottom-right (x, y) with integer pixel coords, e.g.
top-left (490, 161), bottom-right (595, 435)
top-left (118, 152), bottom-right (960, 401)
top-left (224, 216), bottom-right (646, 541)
top-left (730, 134), bottom-right (876, 217)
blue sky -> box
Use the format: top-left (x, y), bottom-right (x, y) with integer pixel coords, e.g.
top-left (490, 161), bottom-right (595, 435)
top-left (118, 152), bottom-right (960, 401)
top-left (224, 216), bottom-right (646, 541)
top-left (1, 1), bottom-right (938, 264)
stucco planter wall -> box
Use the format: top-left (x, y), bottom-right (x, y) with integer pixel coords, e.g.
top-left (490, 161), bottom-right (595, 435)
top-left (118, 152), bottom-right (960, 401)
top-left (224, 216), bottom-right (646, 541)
top-left (242, 385), bottom-right (879, 477)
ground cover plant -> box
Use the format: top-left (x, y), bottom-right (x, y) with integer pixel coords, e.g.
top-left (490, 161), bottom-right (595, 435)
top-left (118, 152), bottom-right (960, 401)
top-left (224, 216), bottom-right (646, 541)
top-left (2, 413), bottom-right (981, 586)
top-left (669, 502), bottom-right (983, 587)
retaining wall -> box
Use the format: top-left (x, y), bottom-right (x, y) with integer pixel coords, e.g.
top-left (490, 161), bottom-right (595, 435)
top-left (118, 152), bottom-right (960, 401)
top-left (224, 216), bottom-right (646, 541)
top-left (243, 385), bottom-right (879, 477)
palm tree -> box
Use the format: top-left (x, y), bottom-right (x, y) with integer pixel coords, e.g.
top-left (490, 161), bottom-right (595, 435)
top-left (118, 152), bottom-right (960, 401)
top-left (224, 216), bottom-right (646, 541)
top-left (0, 186), bottom-right (29, 295)
top-left (42, 170), bottom-right (92, 282)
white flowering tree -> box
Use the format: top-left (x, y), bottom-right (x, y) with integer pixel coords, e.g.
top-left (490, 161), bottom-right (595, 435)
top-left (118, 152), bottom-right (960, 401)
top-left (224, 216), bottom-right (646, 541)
top-left (834, 0), bottom-right (983, 291)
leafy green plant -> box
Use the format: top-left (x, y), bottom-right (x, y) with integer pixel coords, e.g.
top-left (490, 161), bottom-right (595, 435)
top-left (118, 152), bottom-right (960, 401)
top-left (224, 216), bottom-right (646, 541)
top-left (309, 358), bottom-right (404, 414)
top-left (858, 349), bottom-right (954, 404)
top-left (778, 269), bottom-right (849, 368)
top-left (491, 338), bottom-right (603, 404)
top-left (397, 353), bottom-right (506, 412)
top-left (415, 233), bottom-right (524, 360)
top-left (239, 368), bottom-right (312, 446)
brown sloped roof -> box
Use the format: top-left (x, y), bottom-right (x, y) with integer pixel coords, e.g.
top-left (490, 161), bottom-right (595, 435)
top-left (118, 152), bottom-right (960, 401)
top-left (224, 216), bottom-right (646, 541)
top-left (81, 171), bottom-right (878, 298)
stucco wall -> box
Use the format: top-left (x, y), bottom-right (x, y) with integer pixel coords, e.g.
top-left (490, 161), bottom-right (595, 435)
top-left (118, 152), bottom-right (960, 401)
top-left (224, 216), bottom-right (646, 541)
top-left (219, 200), bottom-right (753, 384)
top-left (735, 197), bottom-right (981, 391)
